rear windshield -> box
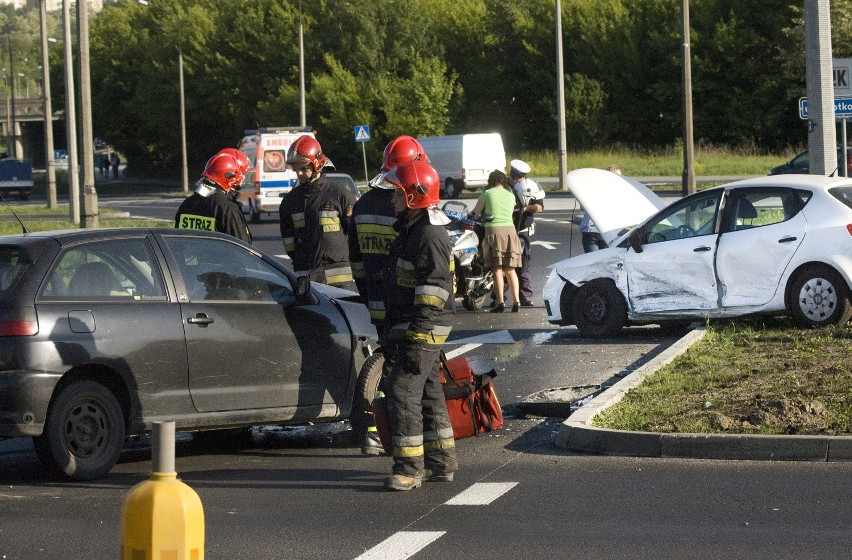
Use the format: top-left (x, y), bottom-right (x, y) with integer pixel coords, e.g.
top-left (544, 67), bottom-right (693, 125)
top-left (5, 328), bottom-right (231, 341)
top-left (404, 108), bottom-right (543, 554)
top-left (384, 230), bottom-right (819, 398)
top-left (0, 246), bottom-right (28, 296)
top-left (828, 186), bottom-right (852, 210)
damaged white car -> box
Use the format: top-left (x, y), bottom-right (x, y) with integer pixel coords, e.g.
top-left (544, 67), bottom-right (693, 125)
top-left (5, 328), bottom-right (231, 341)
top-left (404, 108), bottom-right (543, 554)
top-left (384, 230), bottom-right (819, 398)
top-left (544, 169), bottom-right (852, 336)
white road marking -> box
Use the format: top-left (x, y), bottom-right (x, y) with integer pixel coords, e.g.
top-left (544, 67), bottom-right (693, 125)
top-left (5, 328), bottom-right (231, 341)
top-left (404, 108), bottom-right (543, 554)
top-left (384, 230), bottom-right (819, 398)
top-left (354, 531), bottom-right (445, 560)
top-left (274, 253), bottom-right (291, 260)
top-left (443, 343), bottom-right (481, 359)
top-left (446, 330), bottom-right (515, 346)
top-left (444, 482), bottom-right (518, 506)
top-left (529, 240), bottom-right (561, 249)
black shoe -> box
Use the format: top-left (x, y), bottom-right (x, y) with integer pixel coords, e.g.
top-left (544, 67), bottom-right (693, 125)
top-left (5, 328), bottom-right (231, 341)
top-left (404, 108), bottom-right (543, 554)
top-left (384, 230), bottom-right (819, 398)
top-left (511, 303), bottom-right (520, 312)
top-left (489, 303), bottom-right (505, 313)
top-left (520, 300), bottom-right (535, 307)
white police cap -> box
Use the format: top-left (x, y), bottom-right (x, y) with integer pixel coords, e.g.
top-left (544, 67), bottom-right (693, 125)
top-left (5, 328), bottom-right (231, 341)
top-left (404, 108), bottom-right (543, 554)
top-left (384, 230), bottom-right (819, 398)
top-left (510, 159), bottom-right (531, 175)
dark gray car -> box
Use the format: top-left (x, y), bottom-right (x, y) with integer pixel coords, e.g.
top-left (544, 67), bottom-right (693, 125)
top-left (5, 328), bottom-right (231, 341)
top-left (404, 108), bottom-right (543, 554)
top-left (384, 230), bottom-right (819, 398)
top-left (0, 228), bottom-right (382, 480)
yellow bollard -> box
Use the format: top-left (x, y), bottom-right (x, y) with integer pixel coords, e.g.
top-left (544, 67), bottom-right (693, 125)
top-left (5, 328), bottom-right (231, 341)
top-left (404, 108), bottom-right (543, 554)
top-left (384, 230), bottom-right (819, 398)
top-left (119, 421), bottom-right (204, 560)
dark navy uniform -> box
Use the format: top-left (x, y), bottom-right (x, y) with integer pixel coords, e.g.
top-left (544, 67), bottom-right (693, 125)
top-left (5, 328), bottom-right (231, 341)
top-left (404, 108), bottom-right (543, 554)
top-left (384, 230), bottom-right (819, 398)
top-left (175, 185), bottom-right (252, 243)
top-left (349, 187), bottom-right (398, 326)
top-left (382, 211), bottom-right (457, 478)
top-left (279, 175), bottom-right (356, 287)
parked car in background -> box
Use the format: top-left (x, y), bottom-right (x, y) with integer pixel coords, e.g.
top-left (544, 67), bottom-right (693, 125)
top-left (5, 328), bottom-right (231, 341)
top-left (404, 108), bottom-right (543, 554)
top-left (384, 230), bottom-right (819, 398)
top-left (768, 148), bottom-right (852, 176)
top-left (325, 172), bottom-right (360, 201)
top-left (544, 170), bottom-right (852, 336)
top-left (0, 228), bottom-right (381, 480)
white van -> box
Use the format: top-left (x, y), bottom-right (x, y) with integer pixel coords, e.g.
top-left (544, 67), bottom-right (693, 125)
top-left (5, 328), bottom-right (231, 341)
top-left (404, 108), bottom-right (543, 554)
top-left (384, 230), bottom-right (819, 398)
top-left (238, 127), bottom-right (315, 222)
top-left (416, 133), bottom-right (506, 198)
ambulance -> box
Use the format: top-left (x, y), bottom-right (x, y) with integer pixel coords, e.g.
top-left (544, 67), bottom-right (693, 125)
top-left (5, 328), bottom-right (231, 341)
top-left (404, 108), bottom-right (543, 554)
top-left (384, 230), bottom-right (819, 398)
top-left (238, 126), bottom-right (315, 223)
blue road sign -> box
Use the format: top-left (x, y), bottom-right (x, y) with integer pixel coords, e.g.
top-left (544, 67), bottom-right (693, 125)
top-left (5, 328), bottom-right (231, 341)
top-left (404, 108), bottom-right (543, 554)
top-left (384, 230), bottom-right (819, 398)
top-left (354, 125), bottom-right (370, 142)
top-left (799, 96), bottom-right (852, 119)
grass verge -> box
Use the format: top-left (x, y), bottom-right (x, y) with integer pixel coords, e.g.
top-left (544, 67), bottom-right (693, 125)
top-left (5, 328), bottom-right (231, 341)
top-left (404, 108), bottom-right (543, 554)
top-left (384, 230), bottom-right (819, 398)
top-left (594, 318), bottom-right (852, 436)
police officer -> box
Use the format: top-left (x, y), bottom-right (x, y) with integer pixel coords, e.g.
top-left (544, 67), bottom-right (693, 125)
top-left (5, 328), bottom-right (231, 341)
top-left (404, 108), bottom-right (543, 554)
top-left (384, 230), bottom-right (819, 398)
top-left (175, 150), bottom-right (253, 243)
top-left (376, 159), bottom-right (457, 491)
top-left (508, 159), bottom-right (545, 306)
top-left (349, 135), bottom-right (430, 456)
top-left (279, 136), bottom-right (356, 288)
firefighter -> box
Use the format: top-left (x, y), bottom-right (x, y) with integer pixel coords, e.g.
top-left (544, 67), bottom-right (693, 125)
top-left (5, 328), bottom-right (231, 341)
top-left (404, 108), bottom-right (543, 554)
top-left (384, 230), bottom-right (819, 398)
top-left (375, 159), bottom-right (457, 491)
top-left (175, 150), bottom-right (253, 243)
top-left (349, 135), bottom-right (430, 456)
top-left (279, 136), bottom-right (356, 288)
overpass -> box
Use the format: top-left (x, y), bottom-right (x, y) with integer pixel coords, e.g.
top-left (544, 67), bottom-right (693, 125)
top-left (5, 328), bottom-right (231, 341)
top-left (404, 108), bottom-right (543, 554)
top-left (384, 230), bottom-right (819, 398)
top-left (0, 97), bottom-right (64, 168)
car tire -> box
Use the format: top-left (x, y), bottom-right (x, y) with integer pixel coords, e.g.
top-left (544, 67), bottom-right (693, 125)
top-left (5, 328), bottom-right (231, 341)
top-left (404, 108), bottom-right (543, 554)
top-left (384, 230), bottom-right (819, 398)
top-left (33, 380), bottom-right (125, 481)
top-left (249, 200), bottom-right (261, 224)
top-left (462, 292), bottom-right (488, 312)
top-left (789, 267), bottom-right (852, 327)
top-left (571, 279), bottom-right (627, 337)
top-left (445, 178), bottom-right (460, 199)
top-left (350, 351), bottom-right (385, 441)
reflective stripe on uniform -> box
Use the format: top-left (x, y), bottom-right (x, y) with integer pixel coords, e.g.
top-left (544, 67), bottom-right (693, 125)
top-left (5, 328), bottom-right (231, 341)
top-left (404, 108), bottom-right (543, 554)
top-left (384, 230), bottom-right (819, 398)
top-left (319, 210), bottom-right (341, 233)
top-left (283, 236), bottom-right (295, 252)
top-left (414, 285), bottom-right (451, 308)
top-left (424, 437), bottom-right (456, 452)
top-left (395, 258), bottom-right (416, 288)
top-left (291, 212), bottom-right (305, 229)
top-left (325, 265), bottom-right (353, 285)
top-left (393, 444), bottom-right (424, 458)
top-left (368, 300), bottom-right (386, 320)
top-left (351, 260), bottom-right (365, 278)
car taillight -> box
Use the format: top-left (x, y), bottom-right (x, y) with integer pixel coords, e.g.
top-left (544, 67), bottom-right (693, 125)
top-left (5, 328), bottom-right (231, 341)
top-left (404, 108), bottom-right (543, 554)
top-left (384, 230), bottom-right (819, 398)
top-left (847, 224), bottom-right (852, 236)
top-left (0, 308), bottom-right (38, 336)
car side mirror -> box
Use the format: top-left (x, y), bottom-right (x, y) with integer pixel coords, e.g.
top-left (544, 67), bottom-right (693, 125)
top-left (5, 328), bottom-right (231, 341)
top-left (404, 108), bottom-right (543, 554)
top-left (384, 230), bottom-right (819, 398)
top-left (295, 275), bottom-right (311, 298)
top-left (629, 230), bottom-right (644, 253)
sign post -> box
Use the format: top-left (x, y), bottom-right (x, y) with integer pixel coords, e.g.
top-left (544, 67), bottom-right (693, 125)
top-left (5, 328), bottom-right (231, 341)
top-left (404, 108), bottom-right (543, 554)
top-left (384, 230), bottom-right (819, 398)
top-left (354, 125), bottom-right (370, 187)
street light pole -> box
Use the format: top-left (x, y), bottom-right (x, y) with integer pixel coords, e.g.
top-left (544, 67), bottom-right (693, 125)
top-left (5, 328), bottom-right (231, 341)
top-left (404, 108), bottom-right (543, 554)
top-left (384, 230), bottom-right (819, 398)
top-left (298, 0), bottom-right (306, 128)
top-left (179, 49), bottom-right (188, 192)
top-left (555, 0), bottom-right (568, 191)
top-left (680, 0), bottom-right (696, 196)
top-left (7, 37), bottom-right (17, 160)
top-left (2, 73), bottom-right (10, 156)
top-left (79, 0), bottom-right (99, 228)
top-left (39, 0), bottom-right (57, 208)
top-left (62, 0), bottom-right (80, 225)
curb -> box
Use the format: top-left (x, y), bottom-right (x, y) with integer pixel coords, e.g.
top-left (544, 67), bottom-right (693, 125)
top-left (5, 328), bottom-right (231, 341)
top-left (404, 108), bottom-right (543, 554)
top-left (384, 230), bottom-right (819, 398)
top-left (555, 327), bottom-right (852, 462)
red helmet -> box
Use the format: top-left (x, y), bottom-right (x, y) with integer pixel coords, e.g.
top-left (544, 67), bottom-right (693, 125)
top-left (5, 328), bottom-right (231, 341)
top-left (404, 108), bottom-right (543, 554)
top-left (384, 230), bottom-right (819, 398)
top-left (202, 153), bottom-right (241, 191)
top-left (381, 135), bottom-right (428, 172)
top-left (216, 148), bottom-right (253, 187)
top-left (379, 160), bottom-right (440, 209)
top-left (286, 135), bottom-right (328, 173)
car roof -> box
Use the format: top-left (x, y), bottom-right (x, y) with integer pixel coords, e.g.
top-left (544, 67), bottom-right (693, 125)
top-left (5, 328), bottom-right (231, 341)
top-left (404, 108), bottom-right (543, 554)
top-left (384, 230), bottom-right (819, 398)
top-left (721, 174), bottom-right (852, 190)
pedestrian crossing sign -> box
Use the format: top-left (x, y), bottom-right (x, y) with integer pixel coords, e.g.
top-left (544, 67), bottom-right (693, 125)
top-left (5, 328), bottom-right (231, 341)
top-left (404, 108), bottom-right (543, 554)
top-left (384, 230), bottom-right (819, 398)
top-left (354, 125), bottom-right (370, 142)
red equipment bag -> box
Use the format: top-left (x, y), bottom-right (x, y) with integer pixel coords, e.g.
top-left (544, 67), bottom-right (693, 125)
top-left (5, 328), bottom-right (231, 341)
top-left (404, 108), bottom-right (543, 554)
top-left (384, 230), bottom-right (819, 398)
top-left (371, 352), bottom-right (503, 454)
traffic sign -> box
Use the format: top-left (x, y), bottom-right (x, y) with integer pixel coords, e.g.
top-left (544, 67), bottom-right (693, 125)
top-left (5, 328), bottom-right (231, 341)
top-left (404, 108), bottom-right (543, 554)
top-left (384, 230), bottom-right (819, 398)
top-left (798, 96), bottom-right (852, 119)
top-left (354, 125), bottom-right (370, 142)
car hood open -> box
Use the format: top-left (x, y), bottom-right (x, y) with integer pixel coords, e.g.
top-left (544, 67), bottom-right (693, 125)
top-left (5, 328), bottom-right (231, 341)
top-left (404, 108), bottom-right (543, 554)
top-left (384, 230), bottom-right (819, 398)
top-left (567, 168), bottom-right (668, 245)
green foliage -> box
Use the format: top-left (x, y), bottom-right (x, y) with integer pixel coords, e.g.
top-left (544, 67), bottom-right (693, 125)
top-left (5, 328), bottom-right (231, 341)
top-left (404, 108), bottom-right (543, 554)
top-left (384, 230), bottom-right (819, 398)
top-left (6, 0), bottom-right (852, 178)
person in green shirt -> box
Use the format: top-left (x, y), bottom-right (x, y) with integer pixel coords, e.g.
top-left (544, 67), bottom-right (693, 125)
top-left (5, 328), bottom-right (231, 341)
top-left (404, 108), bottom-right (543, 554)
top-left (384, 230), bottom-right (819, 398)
top-left (470, 170), bottom-right (521, 312)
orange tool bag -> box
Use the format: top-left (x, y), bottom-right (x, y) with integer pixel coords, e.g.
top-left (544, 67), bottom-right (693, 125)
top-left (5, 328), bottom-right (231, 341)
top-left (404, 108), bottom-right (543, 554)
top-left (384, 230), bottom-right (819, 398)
top-left (371, 352), bottom-right (503, 454)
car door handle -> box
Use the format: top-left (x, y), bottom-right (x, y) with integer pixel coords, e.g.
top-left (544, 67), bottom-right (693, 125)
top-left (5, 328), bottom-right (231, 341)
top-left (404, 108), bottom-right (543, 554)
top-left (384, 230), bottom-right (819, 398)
top-left (187, 313), bottom-right (214, 326)
top-left (693, 246), bottom-right (712, 252)
top-left (778, 236), bottom-right (798, 243)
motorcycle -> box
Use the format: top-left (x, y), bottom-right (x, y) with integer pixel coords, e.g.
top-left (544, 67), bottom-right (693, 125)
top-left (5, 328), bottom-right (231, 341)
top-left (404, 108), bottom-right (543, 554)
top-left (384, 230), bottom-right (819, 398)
top-left (442, 201), bottom-right (494, 312)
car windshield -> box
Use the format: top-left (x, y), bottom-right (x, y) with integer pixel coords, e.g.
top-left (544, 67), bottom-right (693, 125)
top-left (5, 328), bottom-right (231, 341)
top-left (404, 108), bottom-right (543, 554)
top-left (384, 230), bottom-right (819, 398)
top-left (0, 245), bottom-right (28, 297)
top-left (828, 186), bottom-right (852, 210)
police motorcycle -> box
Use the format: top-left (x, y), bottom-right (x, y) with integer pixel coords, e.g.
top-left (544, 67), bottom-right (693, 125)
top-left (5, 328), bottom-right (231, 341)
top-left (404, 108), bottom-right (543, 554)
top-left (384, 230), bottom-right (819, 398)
top-left (441, 200), bottom-right (494, 311)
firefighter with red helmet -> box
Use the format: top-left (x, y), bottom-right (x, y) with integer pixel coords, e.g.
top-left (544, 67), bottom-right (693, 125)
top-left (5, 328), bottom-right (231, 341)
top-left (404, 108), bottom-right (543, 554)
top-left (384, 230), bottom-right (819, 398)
top-left (175, 150), bottom-right (253, 243)
top-left (279, 135), bottom-right (357, 287)
top-left (374, 159), bottom-right (457, 491)
top-left (349, 135), bottom-right (430, 456)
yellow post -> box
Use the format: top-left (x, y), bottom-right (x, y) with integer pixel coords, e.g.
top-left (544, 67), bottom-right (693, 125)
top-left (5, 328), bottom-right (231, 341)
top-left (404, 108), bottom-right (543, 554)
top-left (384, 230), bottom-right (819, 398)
top-left (119, 421), bottom-right (204, 560)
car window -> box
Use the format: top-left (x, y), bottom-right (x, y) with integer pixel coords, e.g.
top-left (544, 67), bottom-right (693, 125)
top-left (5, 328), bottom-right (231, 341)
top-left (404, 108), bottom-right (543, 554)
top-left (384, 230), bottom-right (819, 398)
top-left (162, 236), bottom-right (295, 303)
top-left (0, 246), bottom-right (29, 297)
top-left (40, 239), bottom-right (166, 301)
top-left (828, 186), bottom-right (852, 210)
top-left (724, 188), bottom-right (802, 232)
top-left (645, 190), bottom-right (721, 244)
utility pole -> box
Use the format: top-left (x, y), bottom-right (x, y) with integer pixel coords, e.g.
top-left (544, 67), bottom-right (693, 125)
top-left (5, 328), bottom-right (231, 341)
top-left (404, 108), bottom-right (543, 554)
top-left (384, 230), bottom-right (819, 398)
top-left (79, 0), bottom-right (98, 228)
top-left (680, 0), bottom-right (696, 196)
top-left (39, 0), bottom-right (57, 208)
top-left (804, 0), bottom-right (836, 175)
top-left (555, 0), bottom-right (568, 191)
top-left (62, 0), bottom-right (79, 225)
top-left (7, 37), bottom-right (17, 160)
